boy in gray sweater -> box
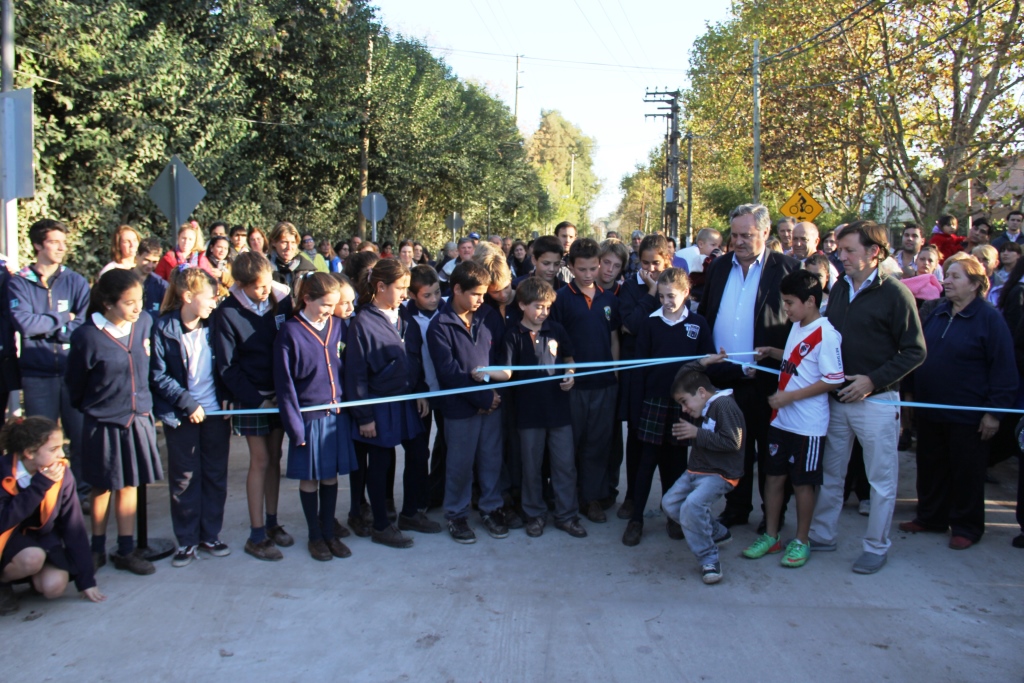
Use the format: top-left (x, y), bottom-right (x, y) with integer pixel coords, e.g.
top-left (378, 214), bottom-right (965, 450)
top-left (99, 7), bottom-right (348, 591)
top-left (662, 353), bottom-right (746, 584)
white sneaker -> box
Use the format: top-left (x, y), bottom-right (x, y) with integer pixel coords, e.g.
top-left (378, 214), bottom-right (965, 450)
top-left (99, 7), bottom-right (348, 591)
top-left (858, 499), bottom-right (871, 516)
top-left (171, 545), bottom-right (198, 568)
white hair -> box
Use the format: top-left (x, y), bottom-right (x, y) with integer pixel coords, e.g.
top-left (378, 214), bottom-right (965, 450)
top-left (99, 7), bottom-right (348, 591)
top-left (729, 204), bottom-right (771, 233)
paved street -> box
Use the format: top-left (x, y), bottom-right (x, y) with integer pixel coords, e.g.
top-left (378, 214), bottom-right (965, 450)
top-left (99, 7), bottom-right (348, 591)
top-left (9, 430), bottom-right (1024, 683)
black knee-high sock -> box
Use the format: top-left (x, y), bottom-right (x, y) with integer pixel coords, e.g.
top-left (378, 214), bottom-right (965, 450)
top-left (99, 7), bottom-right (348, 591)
top-left (319, 482), bottom-right (338, 539)
top-left (350, 443), bottom-right (369, 517)
top-left (367, 445), bottom-right (391, 531)
top-left (300, 489), bottom-right (322, 541)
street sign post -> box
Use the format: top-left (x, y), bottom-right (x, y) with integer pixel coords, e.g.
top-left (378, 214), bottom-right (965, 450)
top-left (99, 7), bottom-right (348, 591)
top-left (781, 188), bottom-right (824, 222)
top-left (148, 155), bottom-right (206, 229)
top-left (444, 211), bottom-right (464, 241)
top-left (360, 192), bottom-right (388, 243)
top-left (0, 87), bottom-right (33, 267)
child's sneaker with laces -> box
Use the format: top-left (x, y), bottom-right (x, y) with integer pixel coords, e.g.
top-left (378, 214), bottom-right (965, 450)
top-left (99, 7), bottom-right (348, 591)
top-left (199, 540), bottom-right (231, 557)
top-left (742, 533), bottom-right (782, 559)
top-left (171, 545), bottom-right (198, 568)
top-left (701, 562), bottom-right (722, 584)
top-left (780, 539), bottom-right (810, 568)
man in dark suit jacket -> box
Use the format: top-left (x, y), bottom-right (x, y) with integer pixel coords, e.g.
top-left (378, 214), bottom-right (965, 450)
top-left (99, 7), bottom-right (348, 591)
top-left (698, 203), bottom-right (801, 529)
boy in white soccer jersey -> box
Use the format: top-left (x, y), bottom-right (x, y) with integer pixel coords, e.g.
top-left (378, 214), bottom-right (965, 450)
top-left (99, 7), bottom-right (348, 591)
top-left (743, 270), bottom-right (845, 568)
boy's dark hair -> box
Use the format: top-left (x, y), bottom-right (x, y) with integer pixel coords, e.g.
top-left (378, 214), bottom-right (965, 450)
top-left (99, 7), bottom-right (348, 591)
top-left (450, 260), bottom-right (491, 291)
top-left (567, 237), bottom-right (600, 265)
top-left (515, 276), bottom-right (556, 306)
top-left (779, 269), bottom-right (824, 308)
top-left (29, 218), bottom-right (67, 255)
top-left (531, 235), bottom-right (563, 260)
top-left (230, 224), bottom-right (247, 237)
top-left (207, 221), bottom-right (228, 237)
top-left (136, 237), bottom-right (164, 258)
top-left (1008, 210), bottom-right (1024, 221)
top-left (409, 264), bottom-right (440, 293)
top-left (554, 220), bottom-right (576, 237)
top-left (672, 368), bottom-right (717, 398)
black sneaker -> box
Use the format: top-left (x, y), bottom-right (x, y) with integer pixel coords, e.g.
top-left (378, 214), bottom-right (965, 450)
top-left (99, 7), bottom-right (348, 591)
top-left (713, 529), bottom-right (733, 546)
top-left (554, 517), bottom-right (588, 538)
top-left (480, 512), bottom-right (509, 539)
top-left (622, 520), bottom-right (643, 547)
top-left (448, 517), bottom-right (476, 544)
top-left (701, 561), bottom-right (723, 584)
top-left (171, 545), bottom-right (198, 568)
top-left (501, 506), bottom-right (525, 530)
top-left (666, 519), bottom-right (685, 540)
top-left (398, 511), bottom-right (443, 534)
top-left (110, 548), bottom-right (156, 575)
top-left (199, 540), bottom-right (231, 557)
top-left (372, 524), bottom-right (414, 549)
top-left (525, 516), bottom-right (545, 538)
top-left (0, 583), bottom-right (17, 616)
top-left (267, 524), bottom-right (295, 547)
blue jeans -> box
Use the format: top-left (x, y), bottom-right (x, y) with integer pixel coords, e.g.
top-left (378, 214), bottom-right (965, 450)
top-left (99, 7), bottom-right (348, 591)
top-left (662, 472), bottom-right (734, 564)
top-left (22, 375), bottom-right (87, 497)
top-left (443, 409), bottom-right (504, 520)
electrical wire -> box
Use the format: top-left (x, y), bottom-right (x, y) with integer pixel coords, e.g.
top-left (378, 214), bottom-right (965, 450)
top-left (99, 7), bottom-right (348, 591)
top-left (759, 0), bottom-right (896, 65)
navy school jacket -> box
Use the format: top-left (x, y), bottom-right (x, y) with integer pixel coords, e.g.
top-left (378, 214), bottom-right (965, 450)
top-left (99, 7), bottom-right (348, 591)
top-left (142, 273), bottom-right (169, 323)
top-left (426, 301), bottom-right (497, 419)
top-left (399, 300), bottom-right (434, 394)
top-left (8, 265), bottom-right (90, 378)
top-left (0, 454), bottom-right (95, 590)
top-left (550, 280), bottom-right (621, 391)
top-left (149, 311), bottom-right (227, 428)
top-left (344, 305), bottom-right (417, 427)
top-left (213, 292), bottom-right (293, 409)
top-left (635, 309), bottom-right (716, 400)
top-left (65, 314), bottom-right (154, 427)
top-left (273, 315), bottom-right (344, 445)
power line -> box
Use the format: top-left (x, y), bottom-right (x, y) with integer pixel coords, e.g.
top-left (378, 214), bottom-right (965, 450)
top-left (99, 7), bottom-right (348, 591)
top-left (616, 0), bottom-right (654, 68)
top-left (760, 0), bottom-right (894, 65)
top-left (469, 1), bottom-right (509, 56)
top-left (571, 0), bottom-right (632, 76)
top-left (425, 44), bottom-right (692, 73)
top-left (596, 0), bottom-right (640, 68)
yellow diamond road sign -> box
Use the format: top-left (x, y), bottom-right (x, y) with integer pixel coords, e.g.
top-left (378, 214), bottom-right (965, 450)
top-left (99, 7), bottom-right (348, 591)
top-left (781, 188), bottom-right (824, 222)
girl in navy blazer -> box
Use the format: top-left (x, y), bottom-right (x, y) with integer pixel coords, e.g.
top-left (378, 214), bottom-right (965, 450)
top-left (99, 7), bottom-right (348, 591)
top-left (345, 259), bottom-right (434, 550)
top-left (150, 268), bottom-right (231, 568)
top-left (66, 269), bottom-right (162, 576)
top-left (213, 252), bottom-right (294, 561)
top-left (274, 273), bottom-right (357, 562)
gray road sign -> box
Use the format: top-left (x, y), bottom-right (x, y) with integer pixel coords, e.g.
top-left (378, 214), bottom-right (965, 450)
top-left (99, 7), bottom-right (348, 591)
top-left (360, 192), bottom-right (388, 242)
top-left (148, 155), bottom-right (206, 228)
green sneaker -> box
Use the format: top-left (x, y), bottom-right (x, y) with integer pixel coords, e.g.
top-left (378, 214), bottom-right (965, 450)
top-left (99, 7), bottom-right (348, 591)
top-left (780, 539), bottom-right (810, 568)
top-left (742, 533), bottom-right (782, 559)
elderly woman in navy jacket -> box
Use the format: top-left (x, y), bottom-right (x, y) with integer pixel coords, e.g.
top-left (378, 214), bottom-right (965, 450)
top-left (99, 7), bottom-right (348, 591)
top-left (900, 255), bottom-right (1017, 550)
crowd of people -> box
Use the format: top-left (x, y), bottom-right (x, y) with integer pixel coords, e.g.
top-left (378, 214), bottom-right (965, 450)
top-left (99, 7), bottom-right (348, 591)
top-left (2, 206), bottom-right (1023, 612)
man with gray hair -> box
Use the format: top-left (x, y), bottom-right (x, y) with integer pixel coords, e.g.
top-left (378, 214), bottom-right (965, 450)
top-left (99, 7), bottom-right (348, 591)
top-left (698, 204), bottom-right (801, 530)
top-left (624, 230), bottom-right (644, 279)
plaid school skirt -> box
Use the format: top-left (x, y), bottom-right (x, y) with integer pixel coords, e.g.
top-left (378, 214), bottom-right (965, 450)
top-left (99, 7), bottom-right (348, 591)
top-left (638, 397), bottom-right (684, 446)
top-left (232, 411), bottom-right (283, 437)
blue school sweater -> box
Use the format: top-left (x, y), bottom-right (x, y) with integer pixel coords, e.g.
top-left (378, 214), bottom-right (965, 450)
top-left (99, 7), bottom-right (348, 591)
top-left (65, 314), bottom-right (154, 427)
top-left (273, 316), bottom-right (344, 445)
top-left (499, 319), bottom-right (575, 429)
top-left (399, 301), bottom-right (434, 394)
top-left (550, 281), bottom-right (620, 391)
top-left (635, 308), bottom-right (715, 400)
top-left (426, 301), bottom-right (497, 419)
top-left (213, 293), bottom-right (293, 409)
top-left (0, 454), bottom-right (95, 590)
top-left (142, 273), bottom-right (168, 323)
top-left (7, 265), bottom-right (90, 378)
top-left (150, 311), bottom-right (227, 428)
top-left (344, 305), bottom-right (416, 427)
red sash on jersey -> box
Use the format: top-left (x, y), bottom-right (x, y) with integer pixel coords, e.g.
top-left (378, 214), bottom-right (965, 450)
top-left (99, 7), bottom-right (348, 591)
top-left (772, 326), bottom-right (824, 422)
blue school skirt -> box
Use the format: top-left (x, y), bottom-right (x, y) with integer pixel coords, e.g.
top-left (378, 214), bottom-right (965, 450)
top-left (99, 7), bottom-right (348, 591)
top-left (351, 400), bottom-right (424, 448)
top-left (286, 412), bottom-right (359, 481)
top-left (82, 414), bottom-right (163, 490)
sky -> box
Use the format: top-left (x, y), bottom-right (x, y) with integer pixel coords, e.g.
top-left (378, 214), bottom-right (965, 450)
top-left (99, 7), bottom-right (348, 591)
top-left (371, 0), bottom-right (736, 220)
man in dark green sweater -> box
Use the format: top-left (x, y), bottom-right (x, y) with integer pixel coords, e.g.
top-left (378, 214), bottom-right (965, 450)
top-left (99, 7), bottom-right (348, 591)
top-left (808, 220), bottom-right (926, 574)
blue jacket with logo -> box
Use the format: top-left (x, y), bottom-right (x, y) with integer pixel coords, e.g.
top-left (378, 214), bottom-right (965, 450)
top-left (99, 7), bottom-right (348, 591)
top-left (149, 311), bottom-right (227, 428)
top-left (7, 265), bottom-right (90, 378)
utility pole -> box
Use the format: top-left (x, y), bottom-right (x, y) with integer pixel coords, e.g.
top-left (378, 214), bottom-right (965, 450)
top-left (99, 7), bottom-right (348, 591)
top-left (514, 55), bottom-right (524, 124)
top-left (569, 152), bottom-right (575, 196)
top-left (685, 131), bottom-right (693, 243)
top-left (644, 89), bottom-right (681, 239)
top-left (752, 39), bottom-right (762, 205)
top-left (1, 0), bottom-right (16, 265)
top-left (357, 34), bottom-right (373, 239)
